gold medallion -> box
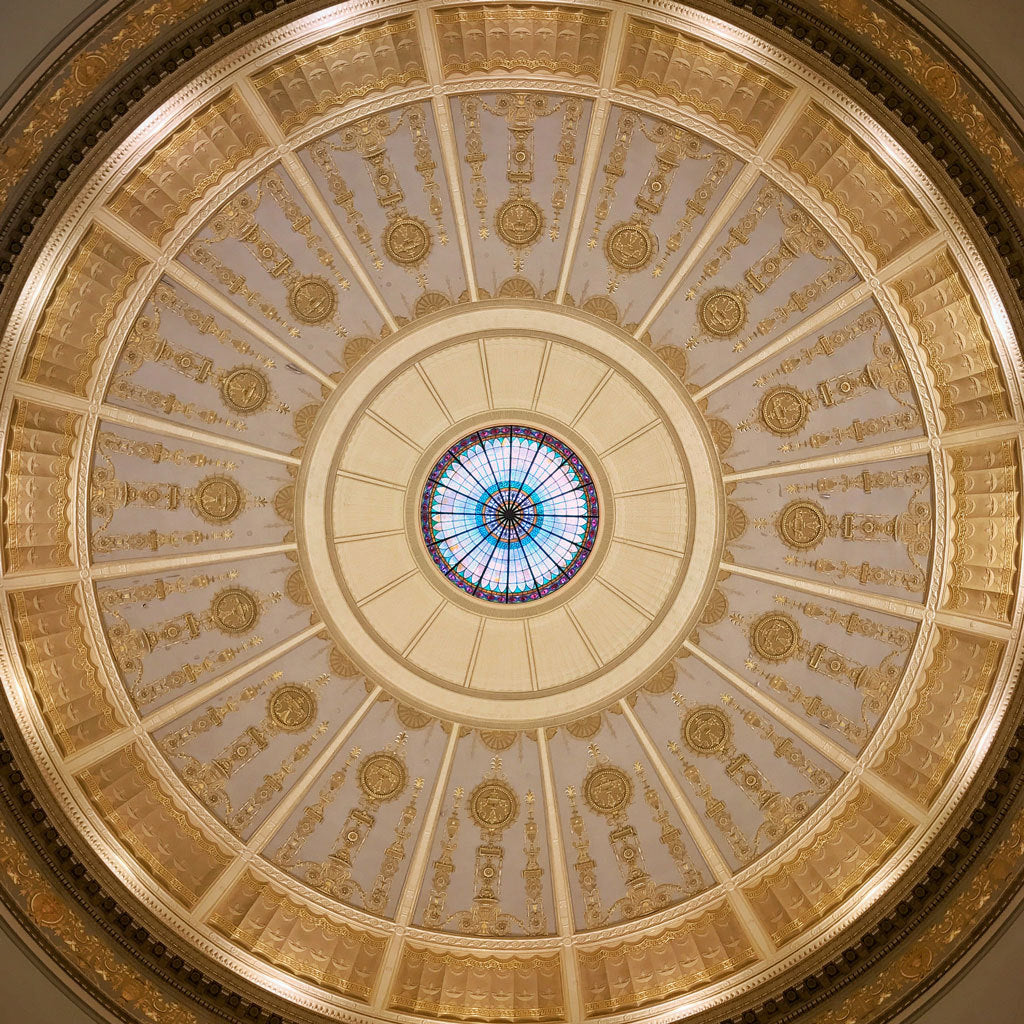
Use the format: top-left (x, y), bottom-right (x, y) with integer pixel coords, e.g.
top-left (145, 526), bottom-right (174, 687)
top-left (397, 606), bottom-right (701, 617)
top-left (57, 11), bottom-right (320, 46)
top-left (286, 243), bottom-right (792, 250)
top-left (604, 221), bottom-right (655, 272)
top-left (384, 216), bottom-right (431, 265)
top-left (358, 752), bottom-right (408, 802)
top-left (470, 779), bottom-right (519, 831)
top-left (220, 366), bottom-right (269, 413)
top-left (778, 499), bottom-right (827, 550)
top-left (288, 276), bottom-right (337, 325)
top-left (697, 288), bottom-right (747, 337)
top-left (759, 386), bottom-right (810, 436)
top-left (682, 706), bottom-right (732, 754)
top-left (28, 890), bottom-right (66, 928)
top-left (268, 684), bottom-right (317, 732)
top-left (750, 612), bottom-right (800, 662)
top-left (495, 197), bottom-right (544, 247)
top-left (211, 588), bottom-right (259, 634)
top-left (582, 764), bottom-right (633, 817)
top-left (192, 475), bottom-right (243, 523)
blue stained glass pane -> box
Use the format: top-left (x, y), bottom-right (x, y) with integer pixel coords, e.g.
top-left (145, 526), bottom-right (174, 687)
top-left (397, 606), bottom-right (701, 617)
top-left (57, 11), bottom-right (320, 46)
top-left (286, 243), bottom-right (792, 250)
top-left (420, 426), bottom-right (599, 603)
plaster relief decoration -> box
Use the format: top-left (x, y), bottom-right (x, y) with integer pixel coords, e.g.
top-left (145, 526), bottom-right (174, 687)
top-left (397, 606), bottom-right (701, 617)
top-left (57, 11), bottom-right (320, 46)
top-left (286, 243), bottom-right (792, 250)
top-left (0, 3), bottom-right (1022, 1024)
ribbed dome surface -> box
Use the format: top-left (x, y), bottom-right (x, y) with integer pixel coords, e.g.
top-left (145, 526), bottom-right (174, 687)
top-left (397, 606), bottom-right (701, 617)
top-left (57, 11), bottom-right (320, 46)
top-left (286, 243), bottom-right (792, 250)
top-left (0, 3), bottom-right (1022, 1024)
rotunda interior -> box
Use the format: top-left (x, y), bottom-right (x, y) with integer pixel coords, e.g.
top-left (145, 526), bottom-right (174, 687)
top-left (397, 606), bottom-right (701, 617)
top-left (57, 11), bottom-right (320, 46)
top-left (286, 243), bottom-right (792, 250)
top-left (0, 2), bottom-right (1023, 1023)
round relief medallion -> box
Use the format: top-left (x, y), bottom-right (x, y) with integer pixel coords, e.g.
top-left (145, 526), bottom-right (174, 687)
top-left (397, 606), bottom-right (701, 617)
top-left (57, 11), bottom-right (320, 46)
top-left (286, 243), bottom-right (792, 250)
top-left (358, 752), bottom-right (408, 802)
top-left (582, 764), bottom-right (633, 817)
top-left (470, 779), bottom-right (519, 831)
top-left (268, 684), bottom-right (317, 732)
top-left (210, 588), bottom-right (260, 634)
top-left (750, 612), bottom-right (801, 662)
top-left (384, 215), bottom-right (431, 265)
top-left (604, 221), bottom-right (656, 272)
top-left (697, 288), bottom-right (748, 337)
top-left (191, 475), bottom-right (243, 523)
top-left (287, 275), bottom-right (336, 325)
top-left (759, 385), bottom-right (810, 435)
top-left (683, 706), bottom-right (732, 754)
top-left (220, 366), bottom-right (269, 413)
top-left (420, 425), bottom-right (599, 603)
top-left (778, 499), bottom-right (828, 549)
top-left (495, 197), bottom-right (545, 247)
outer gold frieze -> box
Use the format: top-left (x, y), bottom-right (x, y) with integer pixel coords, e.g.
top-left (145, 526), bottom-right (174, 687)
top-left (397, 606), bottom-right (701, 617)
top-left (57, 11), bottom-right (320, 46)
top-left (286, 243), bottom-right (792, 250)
top-left (435, 4), bottom-right (608, 80)
top-left (576, 903), bottom-right (757, 1014)
top-left (389, 943), bottom-right (565, 1021)
top-left (741, 786), bottom-right (912, 945)
top-left (2, 399), bottom-right (78, 573)
top-left (106, 89), bottom-right (268, 245)
top-left (20, 225), bottom-right (147, 396)
top-left (9, 584), bottom-right (124, 755)
top-left (209, 869), bottom-right (387, 997)
top-left (773, 102), bottom-right (934, 268)
top-left (251, 17), bottom-right (425, 134)
top-left (617, 19), bottom-right (793, 143)
top-left (870, 628), bottom-right (1003, 806)
top-left (78, 744), bottom-right (233, 908)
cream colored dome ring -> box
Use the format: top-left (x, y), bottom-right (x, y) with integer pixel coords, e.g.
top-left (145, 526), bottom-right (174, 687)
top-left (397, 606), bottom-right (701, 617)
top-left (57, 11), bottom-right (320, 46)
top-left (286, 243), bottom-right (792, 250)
top-left (298, 302), bottom-right (724, 728)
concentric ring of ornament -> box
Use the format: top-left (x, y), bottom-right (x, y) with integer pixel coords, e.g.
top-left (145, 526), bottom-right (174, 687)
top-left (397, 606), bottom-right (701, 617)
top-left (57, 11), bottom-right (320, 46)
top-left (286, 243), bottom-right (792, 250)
top-left (420, 425), bottom-right (599, 602)
top-left (6, 2), bottom-right (1022, 1020)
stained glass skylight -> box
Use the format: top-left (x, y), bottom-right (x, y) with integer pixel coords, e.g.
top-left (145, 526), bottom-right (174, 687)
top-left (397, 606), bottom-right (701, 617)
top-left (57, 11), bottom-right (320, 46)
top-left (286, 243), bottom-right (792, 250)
top-left (420, 426), bottom-right (599, 603)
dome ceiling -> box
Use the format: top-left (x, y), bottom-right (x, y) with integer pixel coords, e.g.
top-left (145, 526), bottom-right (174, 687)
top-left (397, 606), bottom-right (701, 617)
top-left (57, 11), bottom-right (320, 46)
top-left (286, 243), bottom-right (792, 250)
top-left (0, 2), bottom-right (1022, 1024)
